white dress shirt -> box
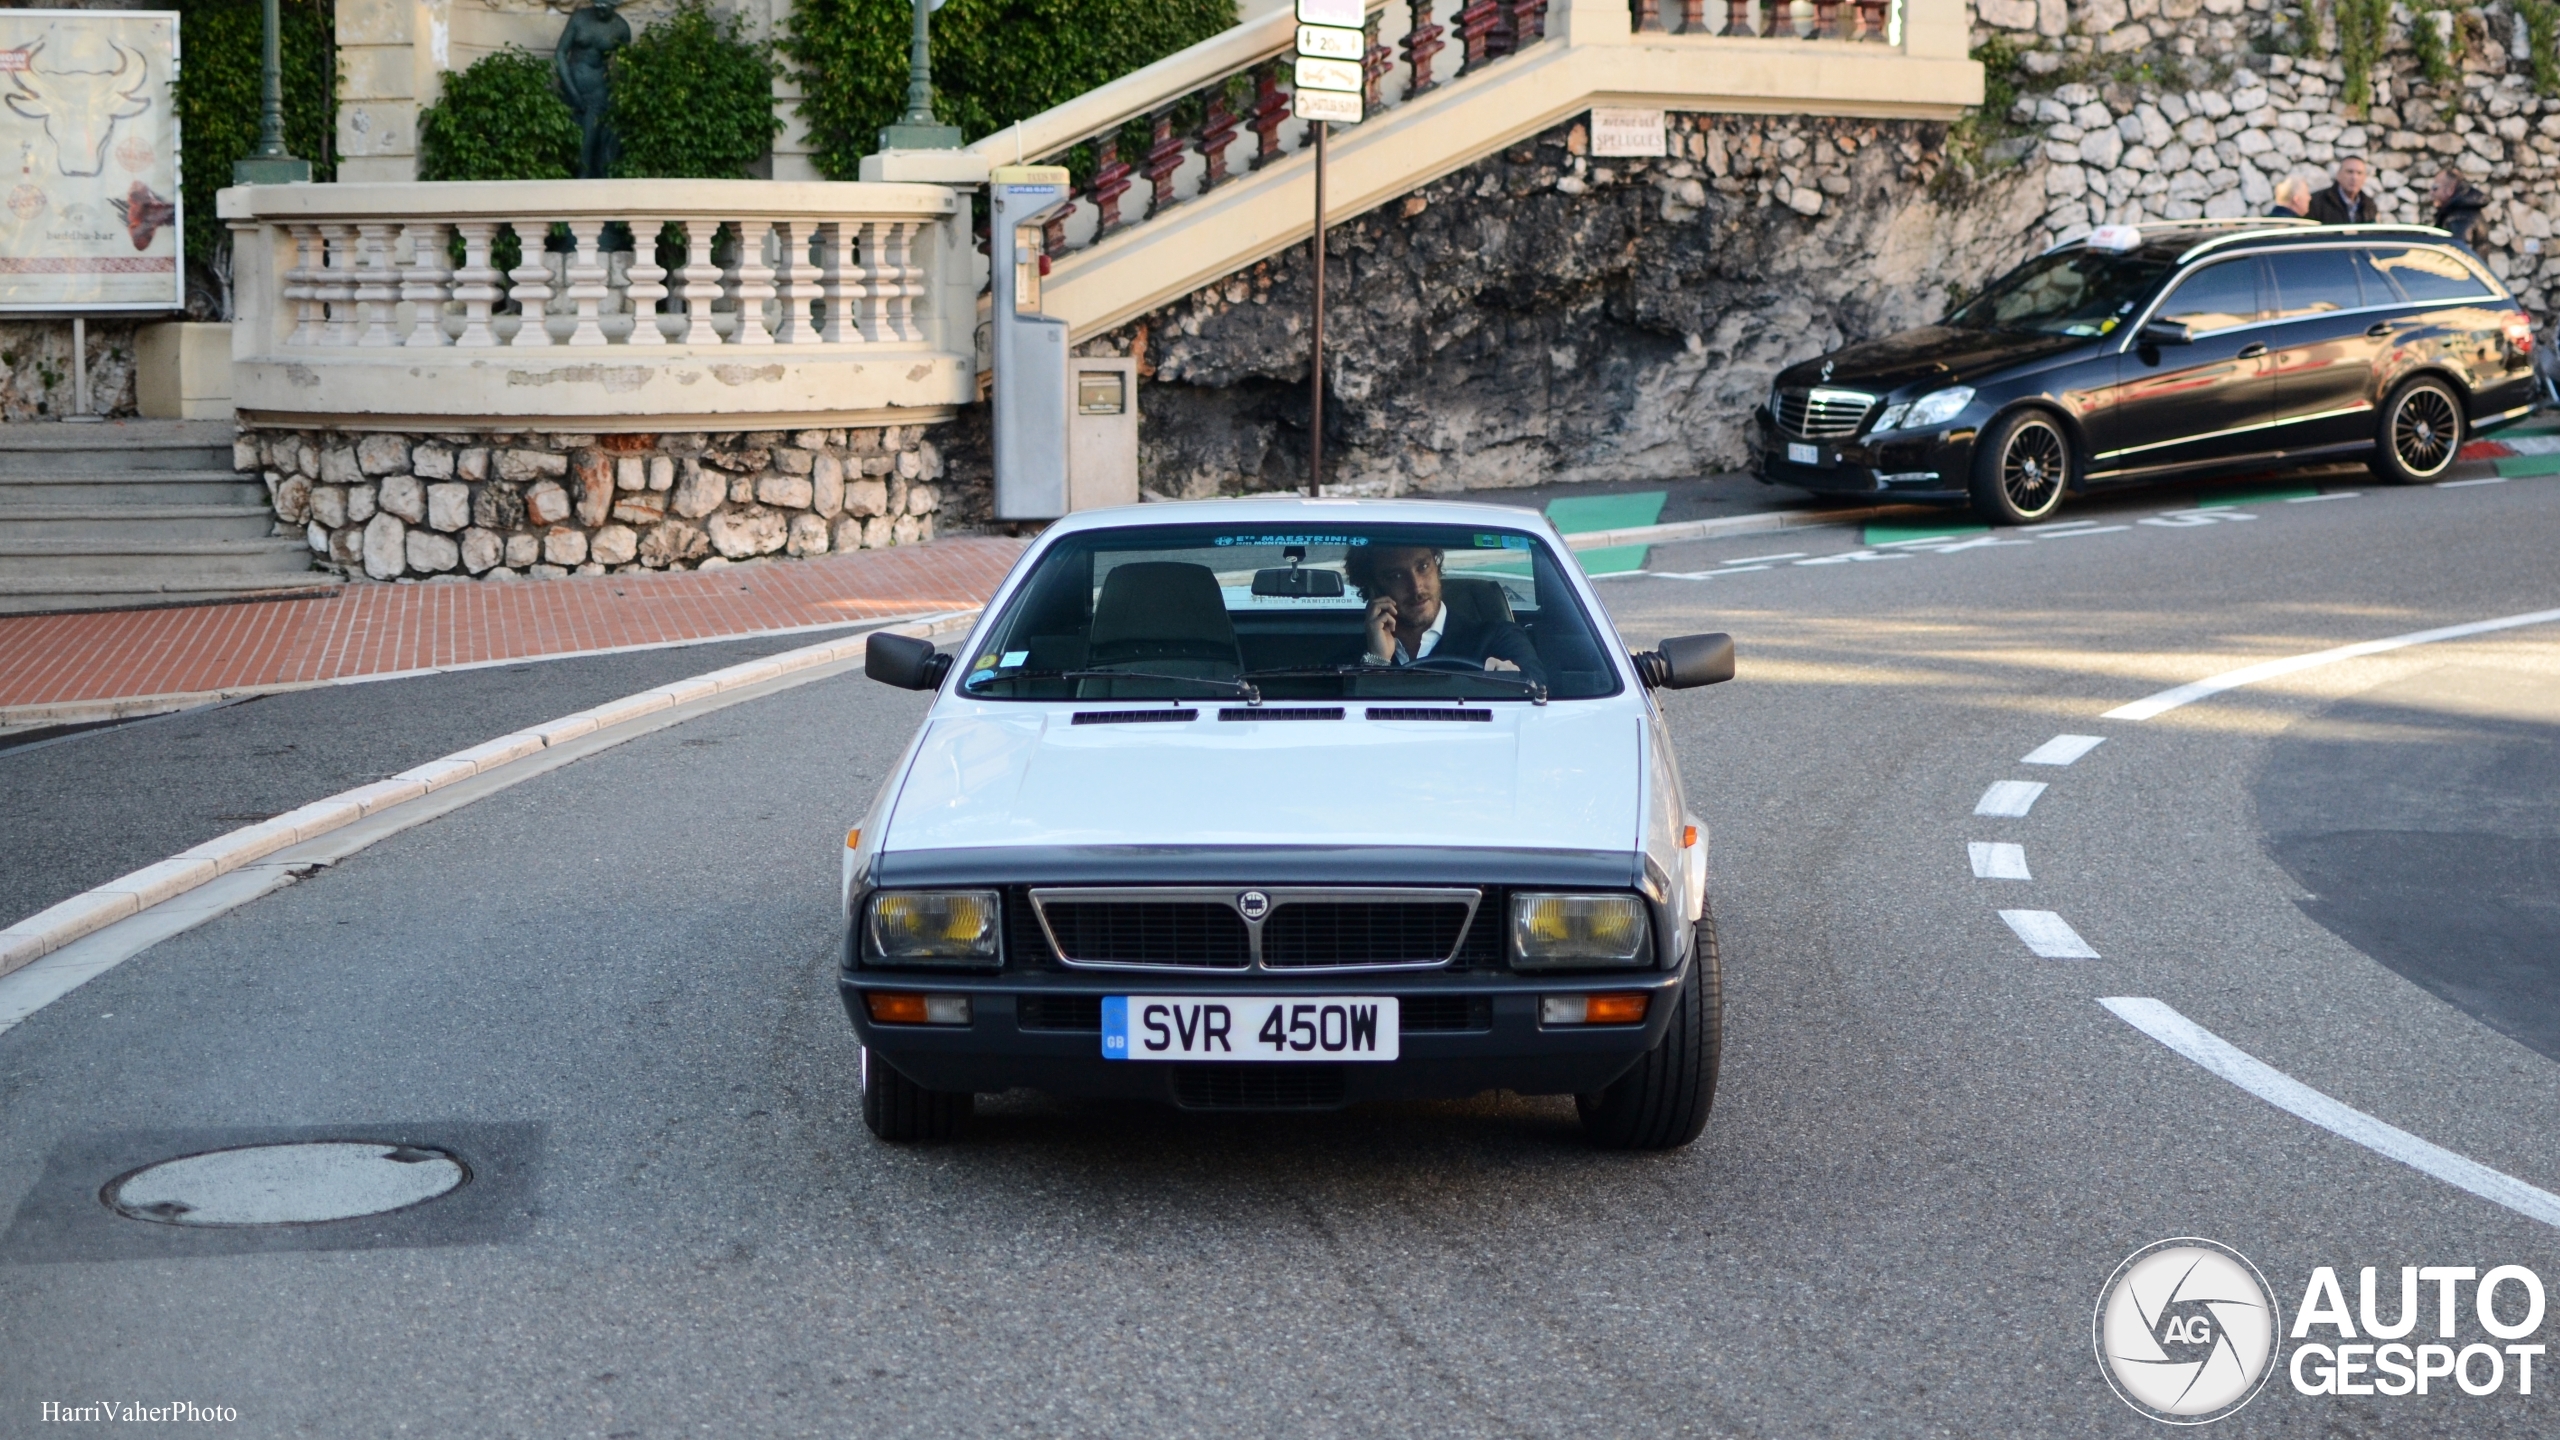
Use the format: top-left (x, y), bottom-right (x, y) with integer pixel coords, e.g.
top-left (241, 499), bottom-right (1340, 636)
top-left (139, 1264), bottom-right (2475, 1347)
top-left (1366, 602), bottom-right (1447, 665)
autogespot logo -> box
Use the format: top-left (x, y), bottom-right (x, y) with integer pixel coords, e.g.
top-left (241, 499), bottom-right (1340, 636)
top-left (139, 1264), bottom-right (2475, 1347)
top-left (2095, 1238), bottom-right (2283, 1424)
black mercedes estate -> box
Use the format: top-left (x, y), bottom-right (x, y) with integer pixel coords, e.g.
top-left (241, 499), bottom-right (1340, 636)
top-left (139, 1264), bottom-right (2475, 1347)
top-left (1752, 220), bottom-right (2540, 522)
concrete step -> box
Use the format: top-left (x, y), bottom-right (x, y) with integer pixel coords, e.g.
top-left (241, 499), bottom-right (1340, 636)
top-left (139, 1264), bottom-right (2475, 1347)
top-left (0, 419), bottom-right (237, 476)
top-left (0, 505), bottom-right (283, 540)
top-left (0, 572), bottom-right (340, 616)
top-left (0, 536), bottom-right (319, 579)
top-left (0, 471), bottom-right (270, 507)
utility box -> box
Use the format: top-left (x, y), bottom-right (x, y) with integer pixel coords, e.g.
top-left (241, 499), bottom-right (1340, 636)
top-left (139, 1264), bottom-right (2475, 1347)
top-left (1070, 359), bottom-right (1139, 511)
top-left (135, 323), bottom-right (234, 419)
top-left (988, 165), bottom-right (1074, 520)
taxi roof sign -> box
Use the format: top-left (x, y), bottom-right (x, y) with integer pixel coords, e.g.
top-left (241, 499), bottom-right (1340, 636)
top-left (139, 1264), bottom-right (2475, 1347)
top-left (2086, 224), bottom-right (2143, 252)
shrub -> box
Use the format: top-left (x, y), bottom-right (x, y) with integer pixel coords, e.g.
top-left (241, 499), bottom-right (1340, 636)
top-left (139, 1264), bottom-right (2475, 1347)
top-left (785, 0), bottom-right (1237, 182)
top-left (609, 1), bottom-right (783, 178)
top-left (2526, 0), bottom-right (2560, 97)
top-left (417, 48), bottom-right (580, 181)
top-left (172, 0), bottom-right (335, 267)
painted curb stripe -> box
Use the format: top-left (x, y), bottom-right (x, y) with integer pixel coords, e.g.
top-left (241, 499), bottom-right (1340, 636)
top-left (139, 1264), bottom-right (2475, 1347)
top-left (0, 608), bottom-right (978, 983)
top-left (2102, 606), bottom-right (2560, 721)
top-left (1975, 780), bottom-right (2047, 817)
top-left (2000, 909), bottom-right (2097, 959)
top-left (2101, 997), bottom-right (2560, 1230)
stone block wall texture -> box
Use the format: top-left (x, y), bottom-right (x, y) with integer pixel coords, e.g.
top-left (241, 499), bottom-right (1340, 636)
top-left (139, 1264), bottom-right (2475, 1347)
top-left (1080, 0), bottom-right (2559, 495)
top-left (0, 319), bottom-right (140, 422)
top-left (242, 425), bottom-right (946, 584)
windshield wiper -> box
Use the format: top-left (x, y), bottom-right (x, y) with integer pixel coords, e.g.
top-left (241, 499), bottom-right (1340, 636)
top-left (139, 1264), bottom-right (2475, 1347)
top-left (1005, 668), bottom-right (1262, 702)
top-left (1242, 663), bottom-right (1548, 704)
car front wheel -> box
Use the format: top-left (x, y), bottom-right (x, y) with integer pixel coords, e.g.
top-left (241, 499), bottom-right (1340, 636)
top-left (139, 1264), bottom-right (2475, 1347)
top-left (1577, 902), bottom-right (1722, 1151)
top-left (861, 1046), bottom-right (972, 1142)
top-left (1968, 409), bottom-right (2073, 525)
top-left (2371, 376), bottom-right (2465, 484)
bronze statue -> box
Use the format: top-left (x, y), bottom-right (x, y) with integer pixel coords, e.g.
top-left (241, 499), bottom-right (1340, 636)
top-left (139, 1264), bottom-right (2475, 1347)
top-left (554, 0), bottom-right (631, 179)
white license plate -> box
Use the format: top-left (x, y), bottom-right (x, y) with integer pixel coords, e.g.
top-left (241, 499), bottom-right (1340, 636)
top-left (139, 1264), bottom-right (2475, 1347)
top-left (1103, 996), bottom-right (1399, 1062)
top-left (1787, 442), bottom-right (1821, 465)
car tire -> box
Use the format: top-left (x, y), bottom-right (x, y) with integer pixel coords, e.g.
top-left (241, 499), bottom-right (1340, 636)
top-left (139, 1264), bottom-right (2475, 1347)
top-left (2370, 376), bottom-right (2466, 484)
top-left (860, 1046), bottom-right (972, 1142)
top-left (1967, 409), bottom-right (2073, 525)
top-left (1576, 901), bottom-right (1722, 1151)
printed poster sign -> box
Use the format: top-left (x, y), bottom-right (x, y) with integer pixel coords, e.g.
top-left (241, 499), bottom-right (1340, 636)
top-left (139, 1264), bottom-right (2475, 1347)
top-left (0, 10), bottom-right (181, 312)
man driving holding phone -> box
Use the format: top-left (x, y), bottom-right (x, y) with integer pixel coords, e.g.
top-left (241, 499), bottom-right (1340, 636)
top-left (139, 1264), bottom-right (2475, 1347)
top-left (1344, 544), bottom-right (1545, 677)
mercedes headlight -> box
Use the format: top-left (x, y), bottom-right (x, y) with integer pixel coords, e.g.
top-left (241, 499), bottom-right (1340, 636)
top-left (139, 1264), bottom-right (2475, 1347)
top-left (867, 890), bottom-right (1002, 964)
top-left (1511, 894), bottom-right (1653, 968)
top-left (1897, 386), bottom-right (1976, 430)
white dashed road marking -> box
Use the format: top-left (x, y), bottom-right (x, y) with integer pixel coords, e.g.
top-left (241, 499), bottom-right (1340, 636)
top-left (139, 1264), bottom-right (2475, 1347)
top-left (2033, 525), bottom-right (2131, 538)
top-left (2286, 491), bottom-right (2361, 502)
top-left (2438, 477), bottom-right (2510, 488)
top-left (2001, 909), bottom-right (2098, 959)
top-left (1974, 780), bottom-right (2048, 817)
top-left (2102, 998), bottom-right (2560, 1230)
top-left (2020, 734), bottom-right (2106, 766)
top-left (1969, 842), bottom-right (2031, 880)
top-left (2103, 605), bottom-right (2560, 720)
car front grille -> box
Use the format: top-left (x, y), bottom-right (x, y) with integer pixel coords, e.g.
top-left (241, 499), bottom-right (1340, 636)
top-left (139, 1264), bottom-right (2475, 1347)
top-left (1017, 995), bottom-right (1104, 1031)
top-left (1039, 900), bottom-right (1252, 969)
top-left (1775, 386), bottom-right (1878, 438)
top-left (1400, 995), bottom-right (1493, 1031)
top-left (1171, 1064), bottom-right (1348, 1110)
top-left (1262, 901), bottom-right (1473, 968)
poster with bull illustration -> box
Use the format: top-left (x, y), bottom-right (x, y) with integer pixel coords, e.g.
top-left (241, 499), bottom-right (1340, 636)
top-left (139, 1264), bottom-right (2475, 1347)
top-left (0, 10), bottom-right (179, 312)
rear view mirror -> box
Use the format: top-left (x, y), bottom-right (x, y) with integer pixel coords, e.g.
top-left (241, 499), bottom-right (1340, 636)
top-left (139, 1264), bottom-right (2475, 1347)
top-left (867, 631), bottom-right (953, 691)
top-left (1632, 633), bottom-right (1735, 690)
top-left (2139, 319), bottom-right (2193, 346)
top-left (1251, 566), bottom-right (1345, 598)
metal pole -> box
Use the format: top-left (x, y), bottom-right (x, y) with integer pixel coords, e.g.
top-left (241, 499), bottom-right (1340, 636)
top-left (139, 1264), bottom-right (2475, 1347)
top-left (1309, 122), bottom-right (1325, 498)
top-left (66, 316), bottom-right (99, 422)
top-left (255, 0), bottom-right (287, 158)
top-left (903, 0), bottom-right (935, 126)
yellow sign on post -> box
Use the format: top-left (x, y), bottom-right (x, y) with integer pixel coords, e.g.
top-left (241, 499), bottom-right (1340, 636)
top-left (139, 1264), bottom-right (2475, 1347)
top-left (0, 8), bottom-right (182, 313)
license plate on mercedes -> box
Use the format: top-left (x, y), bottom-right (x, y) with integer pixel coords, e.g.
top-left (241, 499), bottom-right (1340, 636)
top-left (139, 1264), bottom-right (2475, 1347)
top-left (1102, 997), bottom-right (1400, 1061)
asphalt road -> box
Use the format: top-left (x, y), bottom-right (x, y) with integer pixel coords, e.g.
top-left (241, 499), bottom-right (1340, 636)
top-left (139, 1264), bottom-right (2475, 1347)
top-left (3, 475), bottom-right (2557, 1437)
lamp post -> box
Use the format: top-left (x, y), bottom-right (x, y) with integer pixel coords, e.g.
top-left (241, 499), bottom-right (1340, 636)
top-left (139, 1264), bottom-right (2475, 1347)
top-left (877, 0), bottom-right (962, 150)
top-left (232, 0), bottom-right (310, 183)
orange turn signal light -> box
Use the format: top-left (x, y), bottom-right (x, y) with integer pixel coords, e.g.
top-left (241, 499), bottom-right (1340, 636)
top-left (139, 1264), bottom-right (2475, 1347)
top-left (1586, 992), bottom-right (1650, 1025)
top-left (845, 827), bottom-right (862, 850)
top-left (1681, 825), bottom-right (1697, 849)
top-left (868, 992), bottom-right (929, 1024)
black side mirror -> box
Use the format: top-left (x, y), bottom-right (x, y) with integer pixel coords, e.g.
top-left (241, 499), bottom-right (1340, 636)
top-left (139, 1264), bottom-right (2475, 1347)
top-left (1251, 566), bottom-right (1345, 598)
top-left (867, 631), bottom-right (953, 691)
top-left (1631, 633), bottom-right (1735, 690)
top-left (2139, 319), bottom-right (2193, 346)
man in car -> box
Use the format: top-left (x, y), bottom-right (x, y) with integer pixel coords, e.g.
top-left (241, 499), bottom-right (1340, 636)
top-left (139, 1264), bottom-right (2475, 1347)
top-left (2308, 157), bottom-right (2379, 224)
top-left (1346, 543), bottom-right (1545, 676)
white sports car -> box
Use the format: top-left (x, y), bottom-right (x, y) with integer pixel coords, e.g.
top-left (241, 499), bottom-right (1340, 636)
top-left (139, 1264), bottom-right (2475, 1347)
top-left (841, 498), bottom-right (1733, 1148)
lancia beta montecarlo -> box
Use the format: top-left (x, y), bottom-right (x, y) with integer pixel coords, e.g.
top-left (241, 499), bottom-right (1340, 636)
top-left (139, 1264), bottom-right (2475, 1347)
top-left (840, 499), bottom-right (1736, 1150)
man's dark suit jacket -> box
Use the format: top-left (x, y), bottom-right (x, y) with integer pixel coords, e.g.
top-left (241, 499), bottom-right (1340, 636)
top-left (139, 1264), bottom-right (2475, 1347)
top-left (2307, 185), bottom-right (2378, 225)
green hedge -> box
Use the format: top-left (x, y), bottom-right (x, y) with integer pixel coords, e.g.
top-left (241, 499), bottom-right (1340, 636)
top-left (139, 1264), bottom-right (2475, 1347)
top-left (418, 48), bottom-right (582, 182)
top-left (785, 0), bottom-right (1238, 182)
top-left (172, 0), bottom-right (335, 265)
top-left (610, 1), bottom-right (782, 178)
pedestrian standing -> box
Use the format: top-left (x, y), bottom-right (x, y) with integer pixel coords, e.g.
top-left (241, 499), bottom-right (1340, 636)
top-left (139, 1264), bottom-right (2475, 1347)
top-left (2429, 168), bottom-right (2488, 251)
top-left (2307, 158), bottom-right (2379, 224)
top-left (2267, 176), bottom-right (2312, 217)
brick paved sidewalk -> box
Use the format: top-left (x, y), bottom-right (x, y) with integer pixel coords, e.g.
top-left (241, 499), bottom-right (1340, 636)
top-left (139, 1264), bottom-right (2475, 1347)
top-left (0, 535), bottom-right (1026, 718)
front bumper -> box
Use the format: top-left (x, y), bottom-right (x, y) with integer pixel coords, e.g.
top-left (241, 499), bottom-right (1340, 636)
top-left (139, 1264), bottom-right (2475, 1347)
top-left (841, 967), bottom-right (1688, 1107)
top-left (1750, 406), bottom-right (1977, 502)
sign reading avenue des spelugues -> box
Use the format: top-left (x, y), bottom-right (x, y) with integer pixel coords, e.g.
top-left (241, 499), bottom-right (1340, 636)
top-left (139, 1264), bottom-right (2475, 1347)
top-left (1293, 0), bottom-right (1365, 125)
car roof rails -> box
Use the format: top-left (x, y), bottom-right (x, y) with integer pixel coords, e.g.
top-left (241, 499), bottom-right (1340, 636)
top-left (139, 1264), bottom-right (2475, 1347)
top-left (2178, 221), bottom-right (2453, 262)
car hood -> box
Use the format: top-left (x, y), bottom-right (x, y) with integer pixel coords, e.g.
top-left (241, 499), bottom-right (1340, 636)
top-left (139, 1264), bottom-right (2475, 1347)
top-left (1779, 325), bottom-right (2085, 394)
top-left (882, 704), bottom-right (1642, 856)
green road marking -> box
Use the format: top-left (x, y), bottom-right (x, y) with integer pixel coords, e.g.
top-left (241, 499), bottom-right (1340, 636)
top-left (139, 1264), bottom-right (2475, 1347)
top-left (1547, 492), bottom-right (1664, 576)
top-left (1575, 544), bottom-right (1651, 575)
top-left (1863, 520), bottom-right (1988, 545)
top-left (2495, 414), bottom-right (2560, 437)
top-left (2195, 484), bottom-right (2320, 508)
top-left (2495, 453), bottom-right (2560, 477)
top-left (1544, 491), bottom-right (1666, 534)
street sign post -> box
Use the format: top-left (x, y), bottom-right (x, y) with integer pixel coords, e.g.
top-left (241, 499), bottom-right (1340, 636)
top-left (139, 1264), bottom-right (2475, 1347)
top-left (1293, 0), bottom-right (1366, 494)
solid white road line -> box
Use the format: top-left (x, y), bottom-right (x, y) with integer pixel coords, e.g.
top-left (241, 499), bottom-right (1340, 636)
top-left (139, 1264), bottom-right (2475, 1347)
top-left (1970, 842), bottom-right (2031, 880)
top-left (2285, 491), bottom-right (2360, 502)
top-left (2101, 997), bottom-right (2560, 1230)
top-left (2438, 477), bottom-right (2511, 488)
top-left (1975, 780), bottom-right (2048, 817)
top-left (2103, 605), bottom-right (2560, 720)
top-left (2021, 734), bottom-right (2106, 766)
top-left (2032, 525), bottom-right (2132, 538)
top-left (2001, 909), bottom-right (2098, 958)
top-left (1723, 552), bottom-right (1807, 564)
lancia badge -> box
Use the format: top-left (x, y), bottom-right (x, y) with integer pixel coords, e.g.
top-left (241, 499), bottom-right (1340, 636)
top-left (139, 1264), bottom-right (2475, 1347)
top-left (1237, 890), bottom-right (1271, 921)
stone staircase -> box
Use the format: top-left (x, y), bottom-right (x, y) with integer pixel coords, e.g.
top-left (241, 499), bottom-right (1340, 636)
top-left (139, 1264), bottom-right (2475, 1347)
top-left (0, 421), bottom-right (333, 615)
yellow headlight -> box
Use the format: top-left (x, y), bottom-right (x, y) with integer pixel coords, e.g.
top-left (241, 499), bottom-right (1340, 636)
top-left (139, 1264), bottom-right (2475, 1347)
top-left (868, 890), bottom-right (1002, 963)
top-left (1511, 894), bottom-right (1651, 968)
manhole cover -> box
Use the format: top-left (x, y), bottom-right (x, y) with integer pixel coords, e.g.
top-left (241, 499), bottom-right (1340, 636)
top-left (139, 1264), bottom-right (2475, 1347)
top-left (103, 1142), bottom-right (468, 1226)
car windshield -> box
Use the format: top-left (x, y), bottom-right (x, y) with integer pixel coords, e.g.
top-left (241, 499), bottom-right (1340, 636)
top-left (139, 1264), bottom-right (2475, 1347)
top-left (1945, 250), bottom-right (2173, 337)
top-left (958, 521), bottom-right (1624, 702)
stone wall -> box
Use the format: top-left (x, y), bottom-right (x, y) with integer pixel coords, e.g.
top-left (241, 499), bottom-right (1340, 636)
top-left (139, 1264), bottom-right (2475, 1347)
top-left (242, 425), bottom-right (946, 583)
top-left (1084, 113), bottom-right (2045, 496)
top-left (0, 318), bottom-right (139, 422)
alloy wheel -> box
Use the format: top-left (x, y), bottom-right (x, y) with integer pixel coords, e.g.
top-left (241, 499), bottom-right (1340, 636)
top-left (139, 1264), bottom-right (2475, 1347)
top-left (2391, 385), bottom-right (2461, 478)
top-left (2001, 420), bottom-right (2068, 516)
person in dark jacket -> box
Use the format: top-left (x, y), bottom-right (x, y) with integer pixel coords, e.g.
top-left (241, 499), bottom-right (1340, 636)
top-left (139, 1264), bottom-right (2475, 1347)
top-left (2430, 169), bottom-right (2488, 251)
top-left (2308, 158), bottom-right (2379, 224)
top-left (2268, 176), bottom-right (2312, 217)
top-left (1343, 544), bottom-right (1544, 678)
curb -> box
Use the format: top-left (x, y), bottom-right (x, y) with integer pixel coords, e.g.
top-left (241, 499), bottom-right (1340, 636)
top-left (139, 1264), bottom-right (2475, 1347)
top-left (0, 607), bottom-right (980, 983)
top-left (1557, 502), bottom-right (1937, 552)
